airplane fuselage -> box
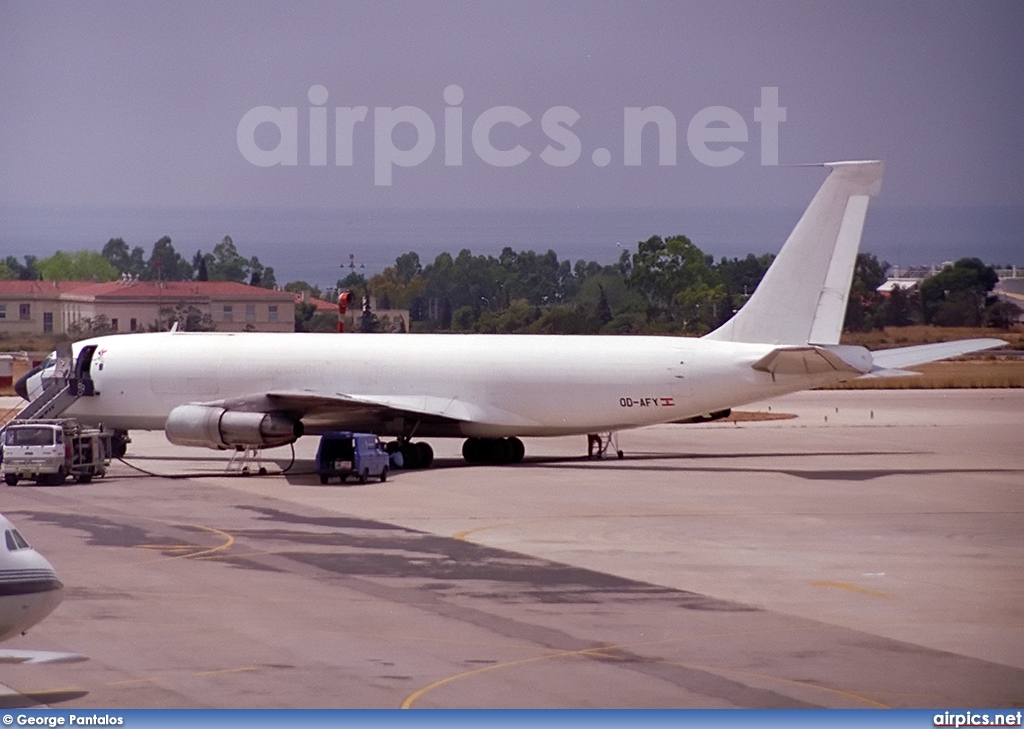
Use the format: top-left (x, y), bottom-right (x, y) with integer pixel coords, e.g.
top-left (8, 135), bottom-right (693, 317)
top-left (63, 331), bottom-right (850, 439)
top-left (13, 162), bottom-right (1006, 463)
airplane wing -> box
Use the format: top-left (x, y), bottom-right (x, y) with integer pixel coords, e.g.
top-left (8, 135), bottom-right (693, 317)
top-left (204, 390), bottom-right (541, 432)
top-left (0, 649), bottom-right (88, 665)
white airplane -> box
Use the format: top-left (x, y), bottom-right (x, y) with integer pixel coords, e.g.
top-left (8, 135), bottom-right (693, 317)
top-left (0, 512), bottom-right (80, 664)
top-left (15, 160), bottom-right (1004, 467)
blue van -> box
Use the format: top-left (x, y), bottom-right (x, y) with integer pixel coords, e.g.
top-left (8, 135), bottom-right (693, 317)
top-left (315, 432), bottom-right (390, 484)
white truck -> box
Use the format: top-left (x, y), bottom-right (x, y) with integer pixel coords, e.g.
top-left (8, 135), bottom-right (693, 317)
top-left (1, 419), bottom-right (112, 486)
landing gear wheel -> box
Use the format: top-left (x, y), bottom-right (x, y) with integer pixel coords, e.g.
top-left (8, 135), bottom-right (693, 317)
top-left (111, 430), bottom-right (130, 459)
top-left (416, 442), bottom-right (434, 468)
top-left (462, 439), bottom-right (481, 463)
top-left (462, 437), bottom-right (525, 464)
top-left (509, 437), bottom-right (525, 463)
top-left (400, 443), bottom-right (422, 470)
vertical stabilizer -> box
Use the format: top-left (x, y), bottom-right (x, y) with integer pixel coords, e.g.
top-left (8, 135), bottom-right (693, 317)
top-left (704, 160), bottom-right (883, 345)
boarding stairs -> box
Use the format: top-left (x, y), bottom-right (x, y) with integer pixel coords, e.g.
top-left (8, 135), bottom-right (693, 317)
top-left (10, 345), bottom-right (98, 423)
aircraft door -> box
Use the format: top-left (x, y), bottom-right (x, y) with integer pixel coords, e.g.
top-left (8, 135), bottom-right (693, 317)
top-left (72, 345), bottom-right (97, 396)
top-left (669, 349), bottom-right (693, 404)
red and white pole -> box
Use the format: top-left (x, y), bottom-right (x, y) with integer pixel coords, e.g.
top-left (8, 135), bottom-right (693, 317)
top-left (337, 291), bottom-right (352, 332)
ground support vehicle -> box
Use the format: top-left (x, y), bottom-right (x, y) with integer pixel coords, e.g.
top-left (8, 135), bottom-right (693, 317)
top-left (1, 419), bottom-right (112, 486)
top-left (315, 432), bottom-right (390, 484)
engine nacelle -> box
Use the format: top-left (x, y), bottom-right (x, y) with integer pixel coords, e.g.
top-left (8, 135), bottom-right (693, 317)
top-left (165, 404), bottom-right (303, 450)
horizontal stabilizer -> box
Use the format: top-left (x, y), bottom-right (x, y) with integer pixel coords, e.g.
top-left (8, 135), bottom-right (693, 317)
top-left (753, 344), bottom-right (872, 377)
top-left (868, 339), bottom-right (1005, 371)
top-left (859, 368), bottom-right (921, 379)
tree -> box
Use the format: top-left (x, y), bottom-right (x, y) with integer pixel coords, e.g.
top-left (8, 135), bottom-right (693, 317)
top-left (367, 263), bottom-right (426, 310)
top-left (102, 238), bottom-right (145, 277)
top-left (595, 284), bottom-right (613, 326)
top-left (919, 258), bottom-right (999, 327)
top-left (284, 281), bottom-right (323, 299)
top-left (439, 297), bottom-right (452, 329)
top-left (843, 253), bottom-right (889, 332)
top-left (247, 255), bottom-right (273, 287)
top-left (882, 284), bottom-right (919, 327)
top-left (293, 301), bottom-right (317, 332)
top-left (143, 237), bottom-right (193, 281)
top-left (394, 251), bottom-right (422, 281)
top-left (715, 253), bottom-right (774, 321)
top-left (986, 300), bottom-right (1023, 329)
top-left (192, 250), bottom-right (210, 281)
top-left (68, 315), bottom-right (117, 339)
top-left (359, 289), bottom-right (380, 332)
top-left (3, 255), bottom-right (39, 280)
top-left (249, 256), bottom-right (264, 287)
top-left (674, 281), bottom-right (728, 333)
top-left (150, 303), bottom-right (215, 332)
top-left (207, 235), bottom-right (249, 282)
top-left (497, 248), bottom-right (566, 305)
top-left (37, 250), bottom-right (119, 282)
top-left (621, 235), bottom-right (719, 330)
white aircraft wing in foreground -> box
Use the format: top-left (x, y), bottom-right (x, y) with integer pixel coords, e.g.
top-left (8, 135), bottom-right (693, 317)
top-left (16, 160), bottom-right (1005, 466)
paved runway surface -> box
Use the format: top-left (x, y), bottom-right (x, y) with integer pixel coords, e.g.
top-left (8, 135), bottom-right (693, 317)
top-left (1, 390), bottom-right (1022, 708)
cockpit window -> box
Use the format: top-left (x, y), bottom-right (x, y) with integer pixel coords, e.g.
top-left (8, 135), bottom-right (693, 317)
top-left (5, 529), bottom-right (30, 551)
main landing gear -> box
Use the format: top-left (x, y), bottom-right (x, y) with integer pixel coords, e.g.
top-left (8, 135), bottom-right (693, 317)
top-left (384, 437), bottom-right (525, 468)
top-left (462, 437), bottom-right (525, 464)
top-left (386, 440), bottom-right (434, 470)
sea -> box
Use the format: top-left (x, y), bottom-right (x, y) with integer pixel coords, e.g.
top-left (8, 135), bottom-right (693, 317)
top-left (2, 205), bottom-right (1022, 288)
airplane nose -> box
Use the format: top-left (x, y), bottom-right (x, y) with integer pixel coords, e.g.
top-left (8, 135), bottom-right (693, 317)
top-left (13, 361), bottom-right (44, 401)
top-left (14, 371), bottom-right (29, 400)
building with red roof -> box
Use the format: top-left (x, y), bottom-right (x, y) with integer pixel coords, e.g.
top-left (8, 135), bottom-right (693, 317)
top-left (0, 279), bottom-right (295, 336)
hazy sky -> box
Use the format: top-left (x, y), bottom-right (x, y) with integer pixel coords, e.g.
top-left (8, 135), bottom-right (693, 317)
top-left (2, 0), bottom-right (1023, 213)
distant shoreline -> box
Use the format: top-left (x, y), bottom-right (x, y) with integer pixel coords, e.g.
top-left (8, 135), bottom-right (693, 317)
top-left (5, 204), bottom-right (1023, 289)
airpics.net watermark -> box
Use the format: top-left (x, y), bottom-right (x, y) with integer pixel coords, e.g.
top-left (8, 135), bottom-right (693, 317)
top-left (237, 85), bottom-right (786, 186)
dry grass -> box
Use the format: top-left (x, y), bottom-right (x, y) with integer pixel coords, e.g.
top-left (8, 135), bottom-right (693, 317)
top-left (724, 410), bottom-right (798, 422)
top-left (826, 360), bottom-right (1024, 390)
top-left (841, 325), bottom-right (1024, 351)
top-left (0, 333), bottom-right (64, 354)
top-left (835, 325), bottom-right (1024, 388)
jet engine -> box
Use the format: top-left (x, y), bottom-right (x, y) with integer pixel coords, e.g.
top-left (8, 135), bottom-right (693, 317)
top-left (165, 405), bottom-right (303, 450)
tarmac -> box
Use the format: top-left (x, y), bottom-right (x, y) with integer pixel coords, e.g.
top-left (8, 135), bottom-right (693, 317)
top-left (0, 389), bottom-right (1021, 708)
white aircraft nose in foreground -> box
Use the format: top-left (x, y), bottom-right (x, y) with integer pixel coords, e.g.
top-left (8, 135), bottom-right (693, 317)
top-left (0, 513), bottom-right (82, 664)
top-left (19, 161), bottom-right (1004, 467)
